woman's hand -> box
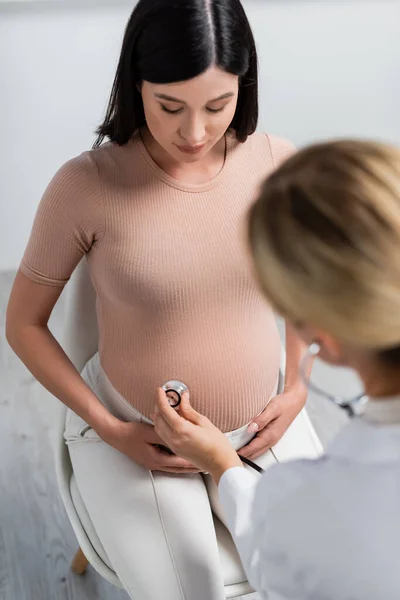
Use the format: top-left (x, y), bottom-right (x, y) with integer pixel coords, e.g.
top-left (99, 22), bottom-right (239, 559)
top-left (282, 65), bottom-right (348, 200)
top-left (102, 420), bottom-right (201, 473)
top-left (238, 387), bottom-right (307, 460)
top-left (152, 390), bottom-right (243, 484)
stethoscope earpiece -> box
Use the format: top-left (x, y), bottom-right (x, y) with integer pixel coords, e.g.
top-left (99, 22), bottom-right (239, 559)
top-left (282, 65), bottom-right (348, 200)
top-left (300, 341), bottom-right (368, 417)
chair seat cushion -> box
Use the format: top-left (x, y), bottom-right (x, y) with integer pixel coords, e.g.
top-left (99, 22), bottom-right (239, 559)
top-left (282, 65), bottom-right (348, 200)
top-left (69, 474), bottom-right (249, 588)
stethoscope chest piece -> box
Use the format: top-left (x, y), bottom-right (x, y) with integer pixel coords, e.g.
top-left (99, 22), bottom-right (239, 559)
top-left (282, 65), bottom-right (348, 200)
top-left (162, 380), bottom-right (189, 408)
top-left (161, 379), bottom-right (264, 474)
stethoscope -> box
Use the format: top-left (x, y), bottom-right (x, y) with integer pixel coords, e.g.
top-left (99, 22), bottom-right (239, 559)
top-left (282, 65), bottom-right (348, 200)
top-left (162, 344), bottom-right (369, 476)
top-left (162, 380), bottom-right (265, 474)
top-left (299, 342), bottom-right (369, 418)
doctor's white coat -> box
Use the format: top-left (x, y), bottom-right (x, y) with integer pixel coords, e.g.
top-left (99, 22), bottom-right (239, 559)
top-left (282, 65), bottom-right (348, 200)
top-left (219, 398), bottom-right (400, 600)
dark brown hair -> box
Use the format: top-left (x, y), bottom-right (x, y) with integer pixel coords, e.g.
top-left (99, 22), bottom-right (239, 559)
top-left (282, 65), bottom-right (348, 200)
top-left (94, 0), bottom-right (258, 148)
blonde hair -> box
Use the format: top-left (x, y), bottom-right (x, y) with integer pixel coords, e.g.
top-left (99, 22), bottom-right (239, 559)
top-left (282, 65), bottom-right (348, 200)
top-left (248, 139), bottom-right (400, 356)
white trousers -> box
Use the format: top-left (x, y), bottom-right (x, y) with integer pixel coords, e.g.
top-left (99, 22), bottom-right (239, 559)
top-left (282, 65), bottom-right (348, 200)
top-left (65, 353), bottom-right (322, 600)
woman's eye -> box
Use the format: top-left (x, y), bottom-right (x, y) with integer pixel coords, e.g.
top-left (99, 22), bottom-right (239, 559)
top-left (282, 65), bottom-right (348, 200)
top-left (207, 106), bottom-right (225, 114)
top-left (161, 105), bottom-right (183, 115)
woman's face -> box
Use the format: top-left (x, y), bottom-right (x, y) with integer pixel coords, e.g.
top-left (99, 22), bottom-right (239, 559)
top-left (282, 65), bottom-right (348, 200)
top-left (140, 66), bottom-right (239, 163)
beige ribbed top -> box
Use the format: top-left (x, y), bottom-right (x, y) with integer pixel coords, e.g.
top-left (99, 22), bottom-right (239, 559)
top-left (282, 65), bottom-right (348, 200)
top-left (21, 131), bottom-right (294, 431)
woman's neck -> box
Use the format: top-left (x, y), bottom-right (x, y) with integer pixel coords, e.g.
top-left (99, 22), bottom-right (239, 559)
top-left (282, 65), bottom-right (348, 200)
top-left (140, 127), bottom-right (226, 184)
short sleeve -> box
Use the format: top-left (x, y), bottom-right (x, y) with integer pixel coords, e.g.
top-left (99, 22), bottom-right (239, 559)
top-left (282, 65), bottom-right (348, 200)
top-left (20, 152), bottom-right (104, 287)
top-left (265, 134), bottom-right (296, 169)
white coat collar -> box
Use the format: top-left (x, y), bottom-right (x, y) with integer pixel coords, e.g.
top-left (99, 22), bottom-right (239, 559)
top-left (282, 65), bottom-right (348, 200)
top-left (363, 395), bottom-right (400, 424)
top-left (327, 396), bottom-right (400, 464)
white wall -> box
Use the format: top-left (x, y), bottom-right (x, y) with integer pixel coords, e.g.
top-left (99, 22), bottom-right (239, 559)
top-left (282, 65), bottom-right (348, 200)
top-left (0, 0), bottom-right (399, 270)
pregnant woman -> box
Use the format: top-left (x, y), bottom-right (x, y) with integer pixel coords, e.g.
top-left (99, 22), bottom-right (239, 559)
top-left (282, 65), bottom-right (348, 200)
top-left (6, 1), bottom-right (321, 598)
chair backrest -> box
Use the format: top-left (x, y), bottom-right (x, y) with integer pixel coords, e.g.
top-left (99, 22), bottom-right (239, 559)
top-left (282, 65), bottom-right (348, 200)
top-left (54, 259), bottom-right (119, 583)
top-left (55, 257), bottom-right (99, 491)
top-left (62, 258), bottom-right (98, 371)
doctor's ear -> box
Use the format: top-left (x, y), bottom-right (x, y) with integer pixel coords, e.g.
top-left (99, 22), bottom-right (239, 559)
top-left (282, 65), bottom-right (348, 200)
top-left (315, 332), bottom-right (346, 366)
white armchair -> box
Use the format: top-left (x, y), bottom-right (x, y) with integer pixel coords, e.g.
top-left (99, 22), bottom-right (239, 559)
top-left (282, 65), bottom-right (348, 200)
top-left (54, 258), bottom-right (256, 598)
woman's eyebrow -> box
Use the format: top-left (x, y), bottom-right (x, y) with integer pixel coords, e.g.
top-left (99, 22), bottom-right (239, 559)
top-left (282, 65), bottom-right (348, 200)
top-left (154, 92), bottom-right (235, 104)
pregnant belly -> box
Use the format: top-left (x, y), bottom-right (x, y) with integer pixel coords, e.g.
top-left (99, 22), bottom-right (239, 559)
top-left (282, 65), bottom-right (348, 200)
top-left (101, 319), bottom-right (282, 432)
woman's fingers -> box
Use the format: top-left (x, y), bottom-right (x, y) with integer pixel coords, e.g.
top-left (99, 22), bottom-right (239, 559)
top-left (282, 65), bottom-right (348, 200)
top-left (142, 422), bottom-right (167, 444)
top-left (239, 428), bottom-right (274, 459)
top-left (150, 444), bottom-right (196, 470)
top-left (156, 467), bottom-right (202, 474)
top-left (163, 455), bottom-right (196, 469)
top-left (247, 399), bottom-right (281, 434)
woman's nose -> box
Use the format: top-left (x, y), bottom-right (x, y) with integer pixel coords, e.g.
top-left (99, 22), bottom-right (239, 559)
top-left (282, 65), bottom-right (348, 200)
top-left (179, 115), bottom-right (206, 145)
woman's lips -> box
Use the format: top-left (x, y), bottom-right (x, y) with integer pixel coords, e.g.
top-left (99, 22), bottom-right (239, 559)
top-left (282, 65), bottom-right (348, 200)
top-left (175, 144), bottom-right (206, 155)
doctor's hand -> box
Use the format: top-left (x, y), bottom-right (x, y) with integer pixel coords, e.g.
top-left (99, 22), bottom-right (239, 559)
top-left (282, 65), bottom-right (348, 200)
top-left (238, 388), bottom-right (307, 460)
top-left (152, 389), bottom-right (243, 484)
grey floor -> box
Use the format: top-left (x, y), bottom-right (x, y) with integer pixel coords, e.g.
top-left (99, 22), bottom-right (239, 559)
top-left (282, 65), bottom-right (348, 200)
top-left (0, 270), bottom-right (351, 600)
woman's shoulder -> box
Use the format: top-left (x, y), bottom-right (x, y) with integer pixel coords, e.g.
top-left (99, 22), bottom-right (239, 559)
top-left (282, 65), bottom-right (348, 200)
top-left (233, 131), bottom-right (296, 171)
top-left (52, 150), bottom-right (99, 184)
top-left (83, 136), bottom-right (143, 184)
top-left (264, 133), bottom-right (296, 165)
top-left (85, 139), bottom-right (130, 171)
top-left (40, 151), bottom-right (101, 209)
top-left (253, 131), bottom-right (296, 165)
top-left (37, 151), bottom-right (104, 229)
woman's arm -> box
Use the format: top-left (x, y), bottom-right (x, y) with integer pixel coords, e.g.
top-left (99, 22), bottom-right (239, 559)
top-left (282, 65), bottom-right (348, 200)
top-left (7, 271), bottom-right (199, 473)
top-left (6, 271), bottom-right (120, 436)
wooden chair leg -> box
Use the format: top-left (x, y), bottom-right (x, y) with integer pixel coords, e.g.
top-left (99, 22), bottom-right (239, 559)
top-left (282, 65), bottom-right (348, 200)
top-left (71, 547), bottom-right (89, 575)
